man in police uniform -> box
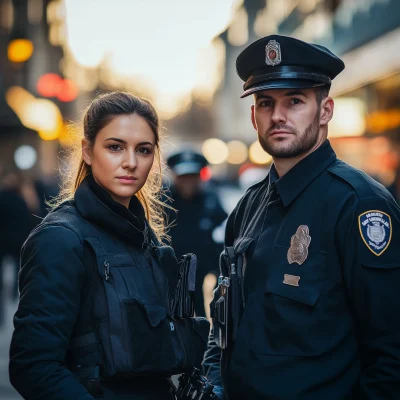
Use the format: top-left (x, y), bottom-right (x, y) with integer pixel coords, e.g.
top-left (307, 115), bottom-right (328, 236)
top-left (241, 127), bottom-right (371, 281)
top-left (203, 35), bottom-right (400, 399)
top-left (166, 150), bottom-right (227, 318)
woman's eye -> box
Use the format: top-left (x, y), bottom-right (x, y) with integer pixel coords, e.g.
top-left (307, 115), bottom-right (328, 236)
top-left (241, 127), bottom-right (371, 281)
top-left (137, 147), bottom-right (152, 155)
top-left (108, 144), bottom-right (122, 151)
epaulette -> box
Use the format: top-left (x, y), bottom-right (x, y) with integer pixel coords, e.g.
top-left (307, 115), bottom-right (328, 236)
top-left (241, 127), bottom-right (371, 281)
top-left (327, 160), bottom-right (389, 199)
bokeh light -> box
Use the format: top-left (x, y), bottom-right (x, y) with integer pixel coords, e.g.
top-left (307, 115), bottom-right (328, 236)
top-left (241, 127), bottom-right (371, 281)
top-left (6, 86), bottom-right (64, 140)
top-left (249, 141), bottom-right (272, 164)
top-left (14, 145), bottom-right (37, 170)
top-left (202, 138), bottom-right (229, 164)
top-left (7, 39), bottom-right (34, 62)
top-left (227, 140), bottom-right (248, 164)
top-left (37, 73), bottom-right (63, 97)
top-left (330, 97), bottom-right (366, 137)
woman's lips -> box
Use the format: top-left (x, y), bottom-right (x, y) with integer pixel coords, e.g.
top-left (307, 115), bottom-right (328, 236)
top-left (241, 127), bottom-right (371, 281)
top-left (117, 176), bottom-right (138, 184)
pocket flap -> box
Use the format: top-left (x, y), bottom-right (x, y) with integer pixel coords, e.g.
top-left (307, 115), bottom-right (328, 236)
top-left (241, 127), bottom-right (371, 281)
top-left (265, 281), bottom-right (320, 307)
top-left (362, 262), bottom-right (400, 270)
top-left (142, 304), bottom-right (167, 327)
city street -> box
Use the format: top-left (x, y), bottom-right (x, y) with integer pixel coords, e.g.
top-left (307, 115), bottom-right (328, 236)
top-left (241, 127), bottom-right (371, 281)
top-left (0, 261), bottom-right (21, 399)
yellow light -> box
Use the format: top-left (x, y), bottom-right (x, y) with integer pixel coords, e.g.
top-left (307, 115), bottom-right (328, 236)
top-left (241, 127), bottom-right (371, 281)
top-left (8, 39), bottom-right (34, 62)
top-left (202, 138), bottom-right (229, 165)
top-left (330, 97), bottom-right (366, 137)
top-left (227, 140), bottom-right (248, 164)
top-left (249, 141), bottom-right (272, 164)
top-left (5, 86), bottom-right (63, 140)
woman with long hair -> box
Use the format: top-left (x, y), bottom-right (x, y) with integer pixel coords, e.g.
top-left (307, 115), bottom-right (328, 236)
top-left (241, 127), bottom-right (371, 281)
top-left (9, 92), bottom-right (209, 400)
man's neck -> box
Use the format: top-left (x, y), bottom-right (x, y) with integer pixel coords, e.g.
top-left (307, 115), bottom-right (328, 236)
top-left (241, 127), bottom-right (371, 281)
top-left (273, 136), bottom-right (327, 178)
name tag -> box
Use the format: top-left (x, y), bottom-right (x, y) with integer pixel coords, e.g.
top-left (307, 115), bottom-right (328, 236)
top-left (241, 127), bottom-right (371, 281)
top-left (283, 274), bottom-right (300, 287)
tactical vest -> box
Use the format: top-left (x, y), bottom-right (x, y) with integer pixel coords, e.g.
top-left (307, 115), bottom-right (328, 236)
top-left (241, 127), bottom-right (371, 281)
top-left (59, 209), bottom-right (209, 393)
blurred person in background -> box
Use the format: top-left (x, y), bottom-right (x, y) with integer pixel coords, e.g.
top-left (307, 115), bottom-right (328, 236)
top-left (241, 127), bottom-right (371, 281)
top-left (9, 92), bottom-right (209, 400)
top-left (166, 150), bottom-right (227, 319)
top-left (203, 35), bottom-right (400, 400)
top-left (0, 168), bottom-right (35, 321)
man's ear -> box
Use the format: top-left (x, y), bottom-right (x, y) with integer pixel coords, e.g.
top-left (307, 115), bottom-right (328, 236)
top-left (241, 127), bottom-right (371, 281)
top-left (320, 96), bottom-right (334, 126)
top-left (82, 139), bottom-right (92, 166)
top-left (251, 104), bottom-right (257, 130)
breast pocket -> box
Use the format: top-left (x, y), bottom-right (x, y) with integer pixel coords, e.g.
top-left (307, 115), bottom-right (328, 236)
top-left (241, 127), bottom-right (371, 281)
top-left (251, 247), bottom-right (328, 357)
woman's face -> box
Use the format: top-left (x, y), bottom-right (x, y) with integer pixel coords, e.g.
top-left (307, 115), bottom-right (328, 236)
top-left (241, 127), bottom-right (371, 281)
top-left (83, 114), bottom-right (156, 208)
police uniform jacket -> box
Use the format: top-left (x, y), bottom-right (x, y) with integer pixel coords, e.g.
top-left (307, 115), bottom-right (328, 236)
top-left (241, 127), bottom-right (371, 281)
top-left (9, 175), bottom-right (176, 400)
top-left (203, 140), bottom-right (400, 399)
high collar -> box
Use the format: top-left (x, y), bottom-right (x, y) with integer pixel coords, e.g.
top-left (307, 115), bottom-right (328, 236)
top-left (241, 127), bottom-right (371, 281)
top-left (269, 140), bottom-right (337, 207)
top-left (74, 174), bottom-right (148, 246)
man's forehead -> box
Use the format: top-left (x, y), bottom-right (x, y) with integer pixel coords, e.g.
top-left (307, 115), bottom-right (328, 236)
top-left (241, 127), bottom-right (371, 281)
top-left (254, 88), bottom-right (313, 99)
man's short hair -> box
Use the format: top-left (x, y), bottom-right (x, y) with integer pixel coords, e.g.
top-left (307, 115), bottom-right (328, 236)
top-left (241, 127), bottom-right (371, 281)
top-left (315, 84), bottom-right (331, 104)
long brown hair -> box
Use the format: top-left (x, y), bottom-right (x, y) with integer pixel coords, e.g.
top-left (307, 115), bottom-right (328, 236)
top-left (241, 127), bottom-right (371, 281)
top-left (53, 91), bottom-right (169, 243)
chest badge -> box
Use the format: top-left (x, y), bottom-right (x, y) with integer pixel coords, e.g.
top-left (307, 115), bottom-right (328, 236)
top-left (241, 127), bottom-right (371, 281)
top-left (287, 225), bottom-right (311, 265)
top-left (359, 210), bottom-right (392, 256)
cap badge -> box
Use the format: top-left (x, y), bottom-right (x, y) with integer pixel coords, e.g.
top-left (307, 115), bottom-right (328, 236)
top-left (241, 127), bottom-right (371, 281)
top-left (265, 39), bottom-right (282, 66)
top-left (287, 225), bottom-right (311, 265)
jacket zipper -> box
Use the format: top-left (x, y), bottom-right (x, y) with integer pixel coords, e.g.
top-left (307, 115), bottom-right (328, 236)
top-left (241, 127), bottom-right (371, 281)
top-left (104, 259), bottom-right (111, 282)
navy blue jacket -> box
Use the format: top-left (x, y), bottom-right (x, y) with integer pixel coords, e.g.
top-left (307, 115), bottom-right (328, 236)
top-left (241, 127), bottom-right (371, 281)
top-left (9, 176), bottom-right (174, 400)
top-left (203, 140), bottom-right (400, 399)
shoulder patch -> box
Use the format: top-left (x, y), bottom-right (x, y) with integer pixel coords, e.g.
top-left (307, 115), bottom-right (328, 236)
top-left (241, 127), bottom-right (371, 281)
top-left (358, 210), bottom-right (392, 256)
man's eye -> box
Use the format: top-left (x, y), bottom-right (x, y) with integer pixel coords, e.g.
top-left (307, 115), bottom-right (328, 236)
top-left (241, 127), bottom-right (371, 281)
top-left (259, 101), bottom-right (272, 107)
top-left (291, 98), bottom-right (302, 105)
top-left (108, 144), bottom-right (122, 151)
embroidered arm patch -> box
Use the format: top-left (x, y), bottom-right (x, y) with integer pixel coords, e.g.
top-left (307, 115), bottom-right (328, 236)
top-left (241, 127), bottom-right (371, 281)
top-left (358, 210), bottom-right (392, 256)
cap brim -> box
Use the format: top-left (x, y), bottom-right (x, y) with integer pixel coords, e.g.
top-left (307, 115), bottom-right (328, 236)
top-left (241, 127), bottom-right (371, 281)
top-left (173, 162), bottom-right (203, 176)
top-left (240, 79), bottom-right (325, 98)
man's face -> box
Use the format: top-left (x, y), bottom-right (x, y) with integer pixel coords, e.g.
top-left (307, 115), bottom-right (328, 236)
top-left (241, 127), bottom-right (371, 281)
top-left (174, 173), bottom-right (201, 199)
top-left (251, 88), bottom-right (328, 159)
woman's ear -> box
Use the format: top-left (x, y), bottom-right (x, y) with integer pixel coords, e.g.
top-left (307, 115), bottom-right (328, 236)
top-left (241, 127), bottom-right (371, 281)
top-left (82, 139), bottom-right (92, 166)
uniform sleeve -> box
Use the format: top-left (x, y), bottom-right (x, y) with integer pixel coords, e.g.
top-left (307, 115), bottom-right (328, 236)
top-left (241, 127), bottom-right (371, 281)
top-left (9, 225), bottom-right (95, 400)
top-left (337, 195), bottom-right (400, 399)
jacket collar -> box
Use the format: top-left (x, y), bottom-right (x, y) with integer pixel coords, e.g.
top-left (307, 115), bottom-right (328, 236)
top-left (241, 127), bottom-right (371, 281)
top-left (270, 140), bottom-right (337, 207)
top-left (74, 175), bottom-right (149, 246)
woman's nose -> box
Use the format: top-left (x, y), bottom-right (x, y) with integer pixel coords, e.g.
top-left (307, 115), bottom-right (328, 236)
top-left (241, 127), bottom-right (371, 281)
top-left (122, 151), bottom-right (137, 169)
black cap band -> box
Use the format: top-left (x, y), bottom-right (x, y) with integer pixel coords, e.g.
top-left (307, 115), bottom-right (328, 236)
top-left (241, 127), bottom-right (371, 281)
top-left (244, 65), bottom-right (331, 91)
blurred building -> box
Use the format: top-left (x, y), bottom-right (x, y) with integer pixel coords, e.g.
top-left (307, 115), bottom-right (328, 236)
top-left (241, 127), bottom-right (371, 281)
top-left (0, 0), bottom-right (85, 190)
top-left (210, 0), bottom-right (400, 189)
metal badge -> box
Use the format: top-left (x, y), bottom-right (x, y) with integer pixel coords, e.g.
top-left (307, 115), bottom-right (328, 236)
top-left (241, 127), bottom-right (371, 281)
top-left (283, 274), bottom-right (300, 287)
top-left (287, 225), bottom-right (311, 265)
top-left (265, 39), bottom-right (282, 66)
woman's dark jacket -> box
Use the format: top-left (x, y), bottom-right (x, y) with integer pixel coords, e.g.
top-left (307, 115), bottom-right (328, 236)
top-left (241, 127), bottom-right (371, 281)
top-left (9, 176), bottom-right (177, 400)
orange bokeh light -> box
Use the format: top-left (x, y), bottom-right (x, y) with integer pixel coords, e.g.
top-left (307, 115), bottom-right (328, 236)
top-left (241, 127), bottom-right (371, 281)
top-left (200, 166), bottom-right (212, 181)
top-left (36, 74), bottom-right (79, 102)
top-left (37, 73), bottom-right (63, 97)
top-left (57, 79), bottom-right (79, 102)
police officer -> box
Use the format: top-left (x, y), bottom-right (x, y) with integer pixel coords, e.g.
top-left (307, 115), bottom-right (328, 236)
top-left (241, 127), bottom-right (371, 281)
top-left (166, 150), bottom-right (227, 318)
top-left (203, 35), bottom-right (400, 399)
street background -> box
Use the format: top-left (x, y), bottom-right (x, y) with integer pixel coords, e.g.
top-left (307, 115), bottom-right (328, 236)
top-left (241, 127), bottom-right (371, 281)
top-left (1, 0), bottom-right (400, 398)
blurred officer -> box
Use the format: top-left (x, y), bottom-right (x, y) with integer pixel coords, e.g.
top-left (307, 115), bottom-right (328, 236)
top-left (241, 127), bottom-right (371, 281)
top-left (166, 150), bottom-right (227, 318)
top-left (203, 35), bottom-right (400, 399)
